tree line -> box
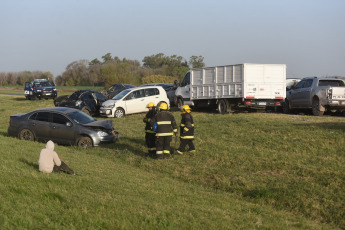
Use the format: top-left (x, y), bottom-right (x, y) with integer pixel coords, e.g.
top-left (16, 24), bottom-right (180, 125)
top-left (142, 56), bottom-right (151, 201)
top-left (0, 53), bottom-right (205, 87)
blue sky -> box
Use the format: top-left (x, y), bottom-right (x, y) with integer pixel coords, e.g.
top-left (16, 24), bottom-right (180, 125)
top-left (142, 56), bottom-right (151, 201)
top-left (1, 0), bottom-right (344, 78)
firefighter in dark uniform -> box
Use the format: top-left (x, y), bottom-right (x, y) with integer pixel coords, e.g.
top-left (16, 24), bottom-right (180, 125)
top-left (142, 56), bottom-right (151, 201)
top-left (176, 105), bottom-right (195, 155)
top-left (143, 102), bottom-right (157, 157)
top-left (151, 102), bottom-right (178, 159)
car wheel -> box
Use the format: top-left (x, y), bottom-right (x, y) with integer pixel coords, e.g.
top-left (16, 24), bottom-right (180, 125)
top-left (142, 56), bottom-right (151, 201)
top-left (19, 129), bottom-right (35, 141)
top-left (114, 108), bottom-right (125, 118)
top-left (312, 98), bottom-right (325, 116)
top-left (81, 107), bottom-right (91, 115)
top-left (177, 98), bottom-right (183, 110)
top-left (77, 136), bottom-right (93, 148)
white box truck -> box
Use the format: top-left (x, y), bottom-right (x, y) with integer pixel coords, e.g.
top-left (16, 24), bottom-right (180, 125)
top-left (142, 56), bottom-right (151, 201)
top-left (174, 63), bottom-right (286, 113)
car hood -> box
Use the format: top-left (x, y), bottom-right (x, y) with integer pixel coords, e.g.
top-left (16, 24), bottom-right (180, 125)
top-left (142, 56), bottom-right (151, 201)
top-left (82, 119), bottom-right (113, 130)
top-left (102, 100), bottom-right (118, 107)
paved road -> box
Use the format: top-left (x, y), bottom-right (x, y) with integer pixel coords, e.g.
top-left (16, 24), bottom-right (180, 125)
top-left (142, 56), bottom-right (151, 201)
top-left (0, 93), bottom-right (23, 96)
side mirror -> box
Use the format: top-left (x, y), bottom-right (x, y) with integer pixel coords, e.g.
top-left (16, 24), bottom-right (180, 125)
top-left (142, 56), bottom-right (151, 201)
top-left (66, 122), bottom-right (72, 127)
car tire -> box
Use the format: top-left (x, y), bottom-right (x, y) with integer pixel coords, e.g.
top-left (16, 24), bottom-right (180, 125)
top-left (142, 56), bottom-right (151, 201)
top-left (114, 108), bottom-right (125, 118)
top-left (77, 136), bottom-right (93, 148)
top-left (312, 98), bottom-right (325, 116)
top-left (177, 98), bottom-right (183, 110)
top-left (18, 129), bottom-right (35, 141)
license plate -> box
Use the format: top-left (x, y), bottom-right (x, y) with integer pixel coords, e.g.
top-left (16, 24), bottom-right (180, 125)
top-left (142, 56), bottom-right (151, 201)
top-left (258, 102), bottom-right (266, 105)
top-left (45, 93), bottom-right (51, 95)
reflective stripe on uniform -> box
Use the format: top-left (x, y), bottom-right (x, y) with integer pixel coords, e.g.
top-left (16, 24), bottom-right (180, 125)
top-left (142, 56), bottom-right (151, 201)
top-left (173, 129), bottom-right (177, 132)
top-left (156, 132), bottom-right (173, 136)
top-left (148, 147), bottom-right (156, 151)
top-left (145, 130), bottom-right (155, 133)
top-left (180, 124), bottom-right (194, 127)
top-left (157, 121), bottom-right (172, 125)
top-left (180, 136), bottom-right (194, 139)
top-left (156, 150), bottom-right (163, 154)
top-left (163, 150), bottom-right (170, 154)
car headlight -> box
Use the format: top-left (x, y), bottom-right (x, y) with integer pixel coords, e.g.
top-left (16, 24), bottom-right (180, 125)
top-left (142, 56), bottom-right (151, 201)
top-left (103, 103), bottom-right (115, 109)
top-left (75, 100), bottom-right (82, 106)
top-left (37, 90), bottom-right (42, 92)
top-left (97, 131), bottom-right (109, 137)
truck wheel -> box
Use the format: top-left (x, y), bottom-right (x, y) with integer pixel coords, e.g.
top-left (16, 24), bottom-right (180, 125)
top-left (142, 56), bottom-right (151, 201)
top-left (217, 99), bottom-right (229, 114)
top-left (282, 100), bottom-right (291, 114)
top-left (77, 136), bottom-right (93, 148)
top-left (19, 129), bottom-right (35, 141)
top-left (114, 108), bottom-right (125, 118)
top-left (177, 98), bottom-right (183, 110)
top-left (312, 98), bottom-right (324, 116)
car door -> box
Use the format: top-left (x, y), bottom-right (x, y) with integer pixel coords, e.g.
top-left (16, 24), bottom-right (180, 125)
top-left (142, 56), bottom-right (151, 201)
top-left (50, 113), bottom-right (77, 145)
top-left (299, 79), bottom-right (313, 107)
top-left (288, 80), bottom-right (306, 108)
top-left (28, 112), bottom-right (51, 141)
top-left (124, 89), bottom-right (145, 114)
top-left (144, 87), bottom-right (160, 109)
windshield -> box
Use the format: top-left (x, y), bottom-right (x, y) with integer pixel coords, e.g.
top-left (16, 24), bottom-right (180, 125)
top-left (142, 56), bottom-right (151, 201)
top-left (112, 89), bottom-right (131, 100)
top-left (34, 81), bottom-right (52, 87)
top-left (68, 110), bottom-right (96, 124)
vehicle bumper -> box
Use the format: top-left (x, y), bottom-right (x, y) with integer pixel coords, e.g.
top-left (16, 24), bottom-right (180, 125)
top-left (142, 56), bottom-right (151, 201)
top-left (90, 131), bottom-right (120, 146)
top-left (99, 108), bottom-right (114, 118)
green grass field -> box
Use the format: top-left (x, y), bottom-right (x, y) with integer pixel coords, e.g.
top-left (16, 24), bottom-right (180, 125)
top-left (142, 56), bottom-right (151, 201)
top-left (0, 94), bottom-right (344, 229)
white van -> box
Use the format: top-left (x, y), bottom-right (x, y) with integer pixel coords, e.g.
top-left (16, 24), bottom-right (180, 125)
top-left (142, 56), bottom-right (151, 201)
top-left (99, 86), bottom-right (170, 118)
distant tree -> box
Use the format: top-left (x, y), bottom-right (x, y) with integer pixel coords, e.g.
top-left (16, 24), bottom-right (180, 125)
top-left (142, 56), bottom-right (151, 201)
top-left (141, 75), bottom-right (176, 84)
top-left (189, 55), bottom-right (205, 68)
top-left (62, 60), bottom-right (90, 86)
top-left (55, 75), bottom-right (63, 86)
top-left (89, 58), bottom-right (102, 66)
top-left (102, 53), bottom-right (113, 63)
top-left (0, 72), bottom-right (7, 86)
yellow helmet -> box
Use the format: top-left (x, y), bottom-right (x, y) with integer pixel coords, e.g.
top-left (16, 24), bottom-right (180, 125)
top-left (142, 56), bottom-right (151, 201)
top-left (159, 102), bottom-right (168, 110)
top-left (182, 104), bottom-right (191, 112)
top-left (147, 102), bottom-right (155, 108)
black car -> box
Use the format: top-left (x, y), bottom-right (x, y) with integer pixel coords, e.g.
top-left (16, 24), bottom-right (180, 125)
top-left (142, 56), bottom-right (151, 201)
top-left (8, 107), bottom-right (119, 148)
top-left (102, 84), bottom-right (136, 99)
top-left (54, 90), bottom-right (106, 116)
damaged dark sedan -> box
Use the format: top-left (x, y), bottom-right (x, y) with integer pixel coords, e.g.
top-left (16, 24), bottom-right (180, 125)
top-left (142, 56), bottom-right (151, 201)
top-left (8, 107), bottom-right (119, 148)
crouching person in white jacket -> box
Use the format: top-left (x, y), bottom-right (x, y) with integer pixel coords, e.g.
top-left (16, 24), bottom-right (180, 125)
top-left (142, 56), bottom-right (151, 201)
top-left (38, 140), bottom-right (76, 175)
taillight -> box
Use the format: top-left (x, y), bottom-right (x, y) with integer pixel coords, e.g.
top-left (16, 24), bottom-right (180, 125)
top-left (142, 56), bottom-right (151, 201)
top-left (275, 102), bottom-right (281, 106)
top-left (246, 102), bottom-right (252, 105)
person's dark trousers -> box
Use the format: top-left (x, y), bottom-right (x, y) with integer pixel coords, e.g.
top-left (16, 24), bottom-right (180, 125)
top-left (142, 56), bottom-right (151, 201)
top-left (53, 161), bottom-right (75, 174)
top-left (156, 136), bottom-right (172, 159)
top-left (178, 139), bottom-right (195, 153)
top-left (145, 132), bottom-right (156, 157)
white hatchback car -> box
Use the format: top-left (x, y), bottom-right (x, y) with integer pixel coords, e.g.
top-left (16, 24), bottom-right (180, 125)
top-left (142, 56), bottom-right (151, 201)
top-left (99, 86), bottom-right (170, 118)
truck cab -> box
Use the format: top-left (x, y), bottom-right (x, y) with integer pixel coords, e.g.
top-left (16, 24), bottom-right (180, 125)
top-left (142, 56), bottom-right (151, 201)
top-left (24, 79), bottom-right (57, 100)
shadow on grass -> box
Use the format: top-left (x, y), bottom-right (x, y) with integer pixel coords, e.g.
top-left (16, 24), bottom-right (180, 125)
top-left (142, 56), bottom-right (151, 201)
top-left (19, 158), bottom-right (39, 170)
top-left (102, 136), bottom-right (147, 157)
top-left (294, 122), bottom-right (345, 132)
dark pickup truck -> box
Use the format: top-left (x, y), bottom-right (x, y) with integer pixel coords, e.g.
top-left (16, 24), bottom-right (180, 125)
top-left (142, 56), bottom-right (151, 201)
top-left (24, 79), bottom-right (57, 100)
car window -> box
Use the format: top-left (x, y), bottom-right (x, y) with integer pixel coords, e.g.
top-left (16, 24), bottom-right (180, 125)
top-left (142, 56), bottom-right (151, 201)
top-left (144, 88), bottom-right (159, 97)
top-left (68, 110), bottom-right (96, 124)
top-left (52, 113), bottom-right (70, 125)
top-left (31, 112), bottom-right (50, 122)
top-left (69, 92), bottom-right (80, 101)
top-left (127, 89), bottom-right (144, 100)
top-left (318, 80), bottom-right (344, 87)
top-left (294, 80), bottom-right (305, 89)
top-left (113, 89), bottom-right (131, 100)
top-left (181, 72), bottom-right (190, 87)
top-left (304, 79), bottom-right (313, 88)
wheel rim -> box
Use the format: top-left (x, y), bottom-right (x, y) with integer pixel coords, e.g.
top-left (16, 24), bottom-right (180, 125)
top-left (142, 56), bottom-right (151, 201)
top-left (115, 109), bottom-right (124, 118)
top-left (20, 129), bottom-right (34, 141)
top-left (79, 137), bottom-right (92, 148)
